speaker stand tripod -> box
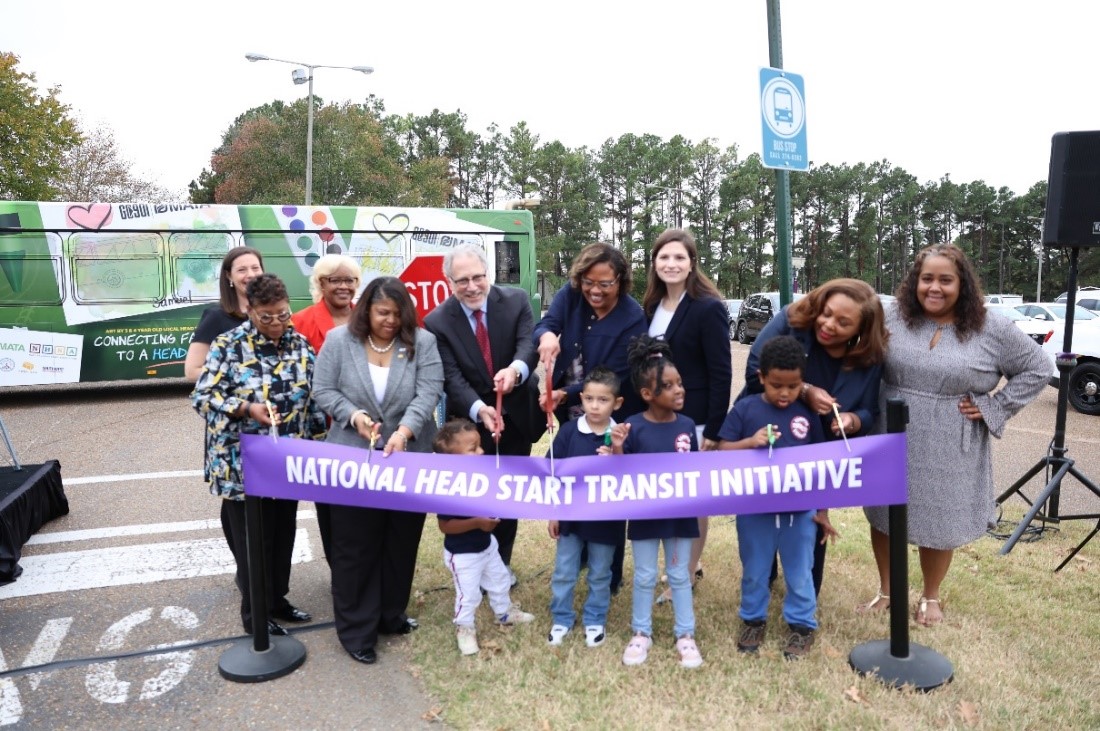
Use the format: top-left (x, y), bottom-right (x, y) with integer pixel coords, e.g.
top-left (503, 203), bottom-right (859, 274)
top-left (996, 246), bottom-right (1100, 570)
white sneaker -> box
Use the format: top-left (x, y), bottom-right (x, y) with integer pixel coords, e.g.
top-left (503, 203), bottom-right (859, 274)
top-left (456, 626), bottom-right (479, 655)
top-left (498, 606), bottom-right (535, 625)
top-left (584, 625), bottom-right (606, 648)
top-left (547, 624), bottom-right (571, 646)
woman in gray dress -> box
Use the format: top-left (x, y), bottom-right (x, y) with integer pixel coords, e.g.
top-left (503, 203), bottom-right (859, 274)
top-left (863, 244), bottom-right (1049, 626)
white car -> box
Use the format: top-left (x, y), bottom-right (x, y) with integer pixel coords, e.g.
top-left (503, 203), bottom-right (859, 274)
top-left (1042, 324), bottom-right (1100, 415)
top-left (985, 305), bottom-right (1053, 345)
top-left (1015, 303), bottom-right (1100, 328)
top-left (985, 293), bottom-right (1024, 306)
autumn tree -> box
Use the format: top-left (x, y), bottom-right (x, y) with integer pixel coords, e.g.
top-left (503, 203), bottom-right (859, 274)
top-left (52, 125), bottom-right (173, 202)
top-left (0, 52), bottom-right (81, 200)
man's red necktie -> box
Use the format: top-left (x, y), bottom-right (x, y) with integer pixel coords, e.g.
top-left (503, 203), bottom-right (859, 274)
top-left (473, 309), bottom-right (493, 376)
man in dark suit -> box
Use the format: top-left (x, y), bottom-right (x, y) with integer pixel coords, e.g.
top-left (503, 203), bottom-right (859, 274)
top-left (424, 244), bottom-right (544, 573)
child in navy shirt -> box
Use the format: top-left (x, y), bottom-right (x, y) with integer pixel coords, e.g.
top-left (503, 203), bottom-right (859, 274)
top-left (436, 419), bottom-right (534, 656)
top-left (546, 367), bottom-right (626, 649)
top-left (718, 335), bottom-right (837, 660)
top-left (610, 335), bottom-right (703, 669)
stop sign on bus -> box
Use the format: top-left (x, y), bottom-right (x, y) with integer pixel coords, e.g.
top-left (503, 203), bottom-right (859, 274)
top-left (399, 255), bottom-right (451, 323)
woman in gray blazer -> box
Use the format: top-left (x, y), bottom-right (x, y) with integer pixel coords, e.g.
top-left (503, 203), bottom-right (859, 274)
top-left (313, 276), bottom-right (444, 664)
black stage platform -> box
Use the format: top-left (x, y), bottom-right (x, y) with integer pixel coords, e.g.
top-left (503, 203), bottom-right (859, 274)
top-left (0, 461), bottom-right (68, 582)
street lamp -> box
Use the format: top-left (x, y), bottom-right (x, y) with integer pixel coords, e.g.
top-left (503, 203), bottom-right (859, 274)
top-left (244, 53), bottom-right (374, 206)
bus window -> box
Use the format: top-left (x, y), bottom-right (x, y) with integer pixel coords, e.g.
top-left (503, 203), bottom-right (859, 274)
top-left (495, 239), bottom-right (521, 284)
top-left (0, 231), bottom-right (65, 305)
top-left (169, 231), bottom-right (234, 302)
top-left (70, 232), bottom-right (163, 304)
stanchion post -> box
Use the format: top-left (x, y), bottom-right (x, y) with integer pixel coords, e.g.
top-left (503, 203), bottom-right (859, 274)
top-left (218, 495), bottom-right (306, 682)
top-left (848, 399), bottom-right (954, 691)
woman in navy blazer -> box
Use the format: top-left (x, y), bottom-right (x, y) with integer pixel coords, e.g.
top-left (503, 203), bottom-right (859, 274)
top-left (739, 278), bottom-right (888, 597)
top-left (534, 242), bottom-right (647, 423)
top-left (642, 229), bottom-right (733, 596)
top-left (313, 276), bottom-right (444, 664)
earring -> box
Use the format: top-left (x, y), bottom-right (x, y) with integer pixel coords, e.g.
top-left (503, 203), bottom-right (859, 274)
top-left (229, 282), bottom-right (235, 288)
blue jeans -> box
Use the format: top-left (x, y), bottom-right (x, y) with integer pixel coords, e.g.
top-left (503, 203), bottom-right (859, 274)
top-left (631, 537), bottom-right (694, 638)
top-left (737, 511), bottom-right (818, 629)
top-left (550, 533), bottom-right (614, 627)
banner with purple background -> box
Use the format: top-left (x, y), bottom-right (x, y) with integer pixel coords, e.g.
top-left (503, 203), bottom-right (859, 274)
top-left (242, 433), bottom-right (907, 519)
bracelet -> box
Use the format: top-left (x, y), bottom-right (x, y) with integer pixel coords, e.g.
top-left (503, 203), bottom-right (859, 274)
top-left (801, 382), bottom-right (812, 399)
top-left (393, 431), bottom-right (408, 448)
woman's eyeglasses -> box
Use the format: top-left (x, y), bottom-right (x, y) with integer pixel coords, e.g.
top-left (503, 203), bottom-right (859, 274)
top-left (581, 277), bottom-right (619, 291)
top-left (253, 311), bottom-right (292, 325)
top-left (322, 277), bottom-right (358, 287)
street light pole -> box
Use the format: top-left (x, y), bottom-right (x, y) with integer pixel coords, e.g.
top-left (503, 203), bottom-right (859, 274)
top-left (244, 53), bottom-right (374, 206)
top-left (305, 70), bottom-right (315, 206)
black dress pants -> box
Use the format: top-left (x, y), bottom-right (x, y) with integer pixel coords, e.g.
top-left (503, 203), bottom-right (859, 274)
top-left (329, 504), bottom-right (425, 653)
top-left (221, 497), bottom-right (299, 630)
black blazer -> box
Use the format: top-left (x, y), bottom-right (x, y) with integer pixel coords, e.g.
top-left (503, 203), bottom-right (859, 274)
top-left (423, 285), bottom-right (545, 443)
top-left (654, 294), bottom-right (734, 441)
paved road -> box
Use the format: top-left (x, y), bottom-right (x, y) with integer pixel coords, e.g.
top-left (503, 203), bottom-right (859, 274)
top-left (0, 379), bottom-right (438, 730)
top-left (0, 342), bottom-right (1097, 729)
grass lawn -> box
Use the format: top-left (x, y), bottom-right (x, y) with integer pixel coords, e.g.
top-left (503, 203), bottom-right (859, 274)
top-left (404, 495), bottom-right (1099, 730)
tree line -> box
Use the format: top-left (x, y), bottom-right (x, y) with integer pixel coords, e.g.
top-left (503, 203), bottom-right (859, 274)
top-left (3, 52), bottom-right (1092, 301)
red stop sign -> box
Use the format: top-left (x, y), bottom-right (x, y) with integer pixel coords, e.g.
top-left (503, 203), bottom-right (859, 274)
top-left (399, 255), bottom-right (451, 324)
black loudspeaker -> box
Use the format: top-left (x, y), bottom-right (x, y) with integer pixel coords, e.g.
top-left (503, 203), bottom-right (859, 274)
top-left (1043, 130), bottom-right (1100, 247)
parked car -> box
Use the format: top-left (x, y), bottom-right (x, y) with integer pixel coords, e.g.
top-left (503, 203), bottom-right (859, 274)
top-left (1042, 324), bottom-right (1100, 415)
top-left (723, 299), bottom-right (744, 339)
top-left (985, 293), bottom-right (1024, 306)
top-left (985, 305), bottom-right (1053, 345)
top-left (734, 292), bottom-right (804, 344)
top-left (1054, 285), bottom-right (1100, 304)
top-left (1015, 303), bottom-right (1100, 328)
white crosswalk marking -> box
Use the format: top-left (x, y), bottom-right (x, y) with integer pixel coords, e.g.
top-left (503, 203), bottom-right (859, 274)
top-left (0, 530), bottom-right (312, 600)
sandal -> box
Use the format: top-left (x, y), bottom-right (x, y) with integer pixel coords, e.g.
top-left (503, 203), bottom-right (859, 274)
top-left (855, 590), bottom-right (890, 614)
top-left (915, 596), bottom-right (943, 626)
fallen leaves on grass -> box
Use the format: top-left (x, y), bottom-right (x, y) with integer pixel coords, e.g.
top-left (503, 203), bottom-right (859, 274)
top-left (958, 700), bottom-right (980, 726)
top-left (843, 686), bottom-right (870, 706)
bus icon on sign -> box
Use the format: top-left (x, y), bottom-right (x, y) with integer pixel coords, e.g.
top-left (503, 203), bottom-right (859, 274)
top-left (773, 88), bottom-right (793, 124)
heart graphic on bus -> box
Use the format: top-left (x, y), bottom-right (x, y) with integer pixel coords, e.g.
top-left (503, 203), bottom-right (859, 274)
top-left (372, 213), bottom-right (410, 245)
top-left (67, 203), bottom-right (114, 231)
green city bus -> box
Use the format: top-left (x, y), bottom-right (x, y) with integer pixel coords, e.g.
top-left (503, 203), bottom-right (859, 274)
top-left (0, 201), bottom-right (539, 386)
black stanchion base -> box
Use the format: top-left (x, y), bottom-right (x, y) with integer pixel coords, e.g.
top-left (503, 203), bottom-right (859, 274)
top-left (849, 640), bottom-right (953, 692)
top-left (218, 635), bottom-right (307, 683)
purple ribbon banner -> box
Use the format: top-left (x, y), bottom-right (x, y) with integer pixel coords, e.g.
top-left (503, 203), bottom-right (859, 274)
top-left (242, 433), bottom-right (907, 519)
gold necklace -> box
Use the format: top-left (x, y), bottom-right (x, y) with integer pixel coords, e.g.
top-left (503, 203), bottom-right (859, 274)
top-left (367, 334), bottom-right (396, 353)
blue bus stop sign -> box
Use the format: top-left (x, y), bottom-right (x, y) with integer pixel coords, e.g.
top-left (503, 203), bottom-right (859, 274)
top-left (760, 67), bottom-right (808, 171)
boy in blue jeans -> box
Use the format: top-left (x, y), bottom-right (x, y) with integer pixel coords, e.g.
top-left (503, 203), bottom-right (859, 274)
top-left (718, 336), bottom-right (837, 659)
top-left (546, 367), bottom-right (626, 648)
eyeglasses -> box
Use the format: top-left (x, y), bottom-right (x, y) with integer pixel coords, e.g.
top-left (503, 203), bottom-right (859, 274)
top-left (322, 276), bottom-right (358, 287)
top-left (450, 273), bottom-right (488, 288)
top-left (253, 311), bottom-right (292, 325)
top-left (581, 277), bottom-right (619, 291)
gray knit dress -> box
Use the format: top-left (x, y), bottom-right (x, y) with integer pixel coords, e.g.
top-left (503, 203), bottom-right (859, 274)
top-left (864, 306), bottom-right (1051, 550)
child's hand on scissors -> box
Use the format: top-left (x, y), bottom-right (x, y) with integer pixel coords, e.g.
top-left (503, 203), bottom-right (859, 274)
top-left (609, 422), bottom-right (630, 452)
top-left (751, 424), bottom-right (777, 448)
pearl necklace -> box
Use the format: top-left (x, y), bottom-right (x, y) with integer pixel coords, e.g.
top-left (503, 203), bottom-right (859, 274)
top-left (367, 334), bottom-right (396, 354)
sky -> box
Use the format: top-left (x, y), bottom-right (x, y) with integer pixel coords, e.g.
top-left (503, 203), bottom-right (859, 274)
top-left (4, 1), bottom-right (1098, 201)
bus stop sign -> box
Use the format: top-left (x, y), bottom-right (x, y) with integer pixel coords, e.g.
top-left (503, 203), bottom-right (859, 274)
top-left (760, 67), bottom-right (808, 172)
top-left (399, 255), bottom-right (450, 324)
